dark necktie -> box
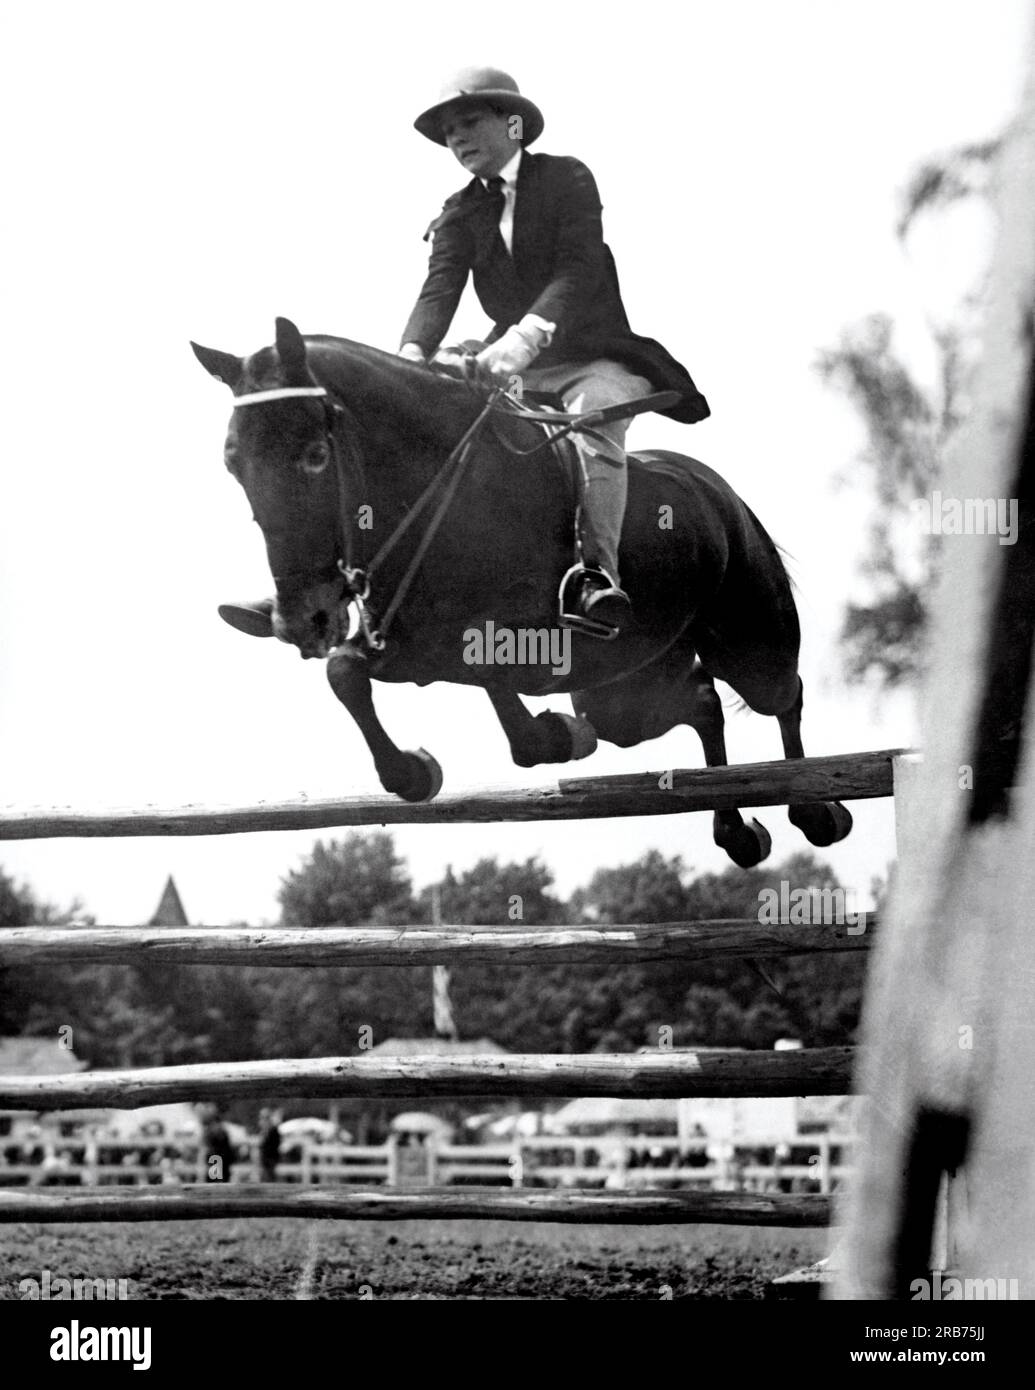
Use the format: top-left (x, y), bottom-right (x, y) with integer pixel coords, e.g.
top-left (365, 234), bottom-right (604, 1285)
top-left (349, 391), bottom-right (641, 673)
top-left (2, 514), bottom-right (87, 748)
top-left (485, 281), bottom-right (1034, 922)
top-left (484, 175), bottom-right (505, 213)
top-left (484, 176), bottom-right (509, 254)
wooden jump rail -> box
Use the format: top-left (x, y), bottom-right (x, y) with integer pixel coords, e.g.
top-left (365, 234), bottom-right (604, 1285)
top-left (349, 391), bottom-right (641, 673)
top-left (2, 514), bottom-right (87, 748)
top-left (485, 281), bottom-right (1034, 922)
top-left (0, 918), bottom-right (874, 968)
top-left (0, 748), bottom-right (903, 838)
top-left (0, 1047), bottom-right (854, 1110)
top-left (0, 748), bottom-right (888, 1234)
top-left (0, 1186), bottom-right (831, 1227)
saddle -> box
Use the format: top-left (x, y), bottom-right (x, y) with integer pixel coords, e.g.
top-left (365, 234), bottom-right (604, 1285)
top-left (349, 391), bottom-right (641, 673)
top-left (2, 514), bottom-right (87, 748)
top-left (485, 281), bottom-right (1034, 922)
top-left (501, 389), bottom-right (679, 638)
top-left (429, 352), bottom-right (679, 638)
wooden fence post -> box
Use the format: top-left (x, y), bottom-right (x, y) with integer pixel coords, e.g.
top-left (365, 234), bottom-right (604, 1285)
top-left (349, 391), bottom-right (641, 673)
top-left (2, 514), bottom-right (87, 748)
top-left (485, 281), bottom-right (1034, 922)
top-left (833, 42), bottom-right (1035, 1298)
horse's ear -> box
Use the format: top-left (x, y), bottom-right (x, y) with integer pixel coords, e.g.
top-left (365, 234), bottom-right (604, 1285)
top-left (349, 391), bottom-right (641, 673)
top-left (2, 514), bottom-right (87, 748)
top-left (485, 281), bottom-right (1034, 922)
top-left (274, 317), bottom-right (310, 385)
top-left (191, 342), bottom-right (243, 389)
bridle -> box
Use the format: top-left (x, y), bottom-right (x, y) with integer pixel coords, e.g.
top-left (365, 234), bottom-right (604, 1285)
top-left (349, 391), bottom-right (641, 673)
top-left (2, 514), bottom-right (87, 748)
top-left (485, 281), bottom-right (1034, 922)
top-left (232, 380), bottom-right (501, 653)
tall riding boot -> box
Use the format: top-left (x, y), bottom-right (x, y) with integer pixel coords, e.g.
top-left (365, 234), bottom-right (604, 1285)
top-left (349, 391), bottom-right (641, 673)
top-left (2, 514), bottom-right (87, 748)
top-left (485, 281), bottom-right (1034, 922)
top-left (575, 437), bottom-right (632, 630)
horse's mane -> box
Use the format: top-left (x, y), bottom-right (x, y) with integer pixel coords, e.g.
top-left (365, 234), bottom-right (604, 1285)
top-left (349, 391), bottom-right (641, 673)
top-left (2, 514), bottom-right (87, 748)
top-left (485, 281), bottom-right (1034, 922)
top-left (305, 336), bottom-right (489, 413)
top-left (296, 336), bottom-right (556, 466)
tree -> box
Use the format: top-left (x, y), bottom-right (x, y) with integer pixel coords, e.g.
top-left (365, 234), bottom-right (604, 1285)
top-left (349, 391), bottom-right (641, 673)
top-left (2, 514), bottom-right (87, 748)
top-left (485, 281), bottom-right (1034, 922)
top-left (419, 857), bottom-right (566, 928)
top-left (816, 313), bottom-right (949, 686)
top-left (817, 140), bottom-right (998, 689)
top-left (278, 832), bottom-right (415, 927)
top-left (252, 832), bottom-right (425, 1058)
top-left (0, 869), bottom-right (38, 930)
top-left (565, 850), bottom-right (867, 1051)
top-left (570, 848), bottom-right (690, 925)
top-left (0, 867), bottom-right (92, 1036)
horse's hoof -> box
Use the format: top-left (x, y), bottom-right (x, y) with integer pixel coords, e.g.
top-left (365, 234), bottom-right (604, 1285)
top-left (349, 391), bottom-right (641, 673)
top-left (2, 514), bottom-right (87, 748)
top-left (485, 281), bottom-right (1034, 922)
top-left (555, 712), bottom-right (598, 761)
top-left (826, 801), bottom-right (853, 842)
top-left (789, 800), bottom-right (854, 847)
top-left (717, 816), bottom-right (772, 869)
top-left (516, 711), bottom-right (598, 765)
top-left (393, 748), bottom-right (444, 803)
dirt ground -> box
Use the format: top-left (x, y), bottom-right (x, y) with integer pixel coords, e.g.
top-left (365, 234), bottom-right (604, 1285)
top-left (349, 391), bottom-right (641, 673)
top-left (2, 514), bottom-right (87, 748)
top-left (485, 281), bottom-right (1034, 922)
top-left (0, 1218), bottom-right (829, 1300)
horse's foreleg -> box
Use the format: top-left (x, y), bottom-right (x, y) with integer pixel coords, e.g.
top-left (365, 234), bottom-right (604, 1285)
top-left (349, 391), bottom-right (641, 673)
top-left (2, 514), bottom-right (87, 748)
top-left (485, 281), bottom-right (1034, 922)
top-left (326, 645), bottom-right (443, 802)
top-left (686, 669), bottom-right (773, 869)
top-left (486, 686), bottom-right (597, 767)
top-left (777, 677), bottom-right (853, 846)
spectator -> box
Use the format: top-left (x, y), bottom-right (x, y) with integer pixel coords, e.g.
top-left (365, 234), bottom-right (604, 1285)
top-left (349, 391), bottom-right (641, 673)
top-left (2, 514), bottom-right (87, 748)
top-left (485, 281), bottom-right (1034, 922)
top-left (258, 1108), bottom-right (282, 1184)
top-left (202, 1116), bottom-right (234, 1183)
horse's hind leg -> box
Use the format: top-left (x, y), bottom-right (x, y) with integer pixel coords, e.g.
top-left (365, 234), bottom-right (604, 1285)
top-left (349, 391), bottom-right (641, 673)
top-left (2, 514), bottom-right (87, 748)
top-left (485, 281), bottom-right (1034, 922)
top-left (684, 667), bottom-right (774, 868)
top-left (574, 650), bottom-right (772, 868)
top-left (696, 629), bottom-right (853, 850)
top-left (777, 677), bottom-right (853, 846)
top-left (326, 644), bottom-right (443, 802)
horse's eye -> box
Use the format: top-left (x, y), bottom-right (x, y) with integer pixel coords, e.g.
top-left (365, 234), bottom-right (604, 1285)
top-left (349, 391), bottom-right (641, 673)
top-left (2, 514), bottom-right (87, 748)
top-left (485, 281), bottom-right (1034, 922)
top-left (299, 440), bottom-right (330, 476)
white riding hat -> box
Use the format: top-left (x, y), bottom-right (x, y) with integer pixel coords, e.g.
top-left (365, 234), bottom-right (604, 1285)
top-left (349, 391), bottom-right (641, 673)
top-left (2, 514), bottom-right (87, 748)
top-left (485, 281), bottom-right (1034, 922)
top-left (414, 66), bottom-right (544, 147)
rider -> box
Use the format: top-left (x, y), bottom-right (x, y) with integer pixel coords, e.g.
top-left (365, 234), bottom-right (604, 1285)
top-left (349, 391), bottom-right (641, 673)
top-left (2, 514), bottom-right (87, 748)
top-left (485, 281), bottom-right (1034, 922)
top-left (398, 67), bottom-right (710, 631)
top-left (219, 67), bottom-right (709, 640)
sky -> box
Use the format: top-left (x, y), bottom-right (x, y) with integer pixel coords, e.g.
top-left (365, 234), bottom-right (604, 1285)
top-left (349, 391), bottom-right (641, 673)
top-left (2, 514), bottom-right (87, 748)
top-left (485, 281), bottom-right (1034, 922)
top-left (0, 0), bottom-right (1030, 927)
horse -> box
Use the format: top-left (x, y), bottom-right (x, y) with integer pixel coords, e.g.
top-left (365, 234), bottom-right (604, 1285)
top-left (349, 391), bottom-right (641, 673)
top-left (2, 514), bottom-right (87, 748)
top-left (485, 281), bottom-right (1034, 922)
top-left (191, 317), bottom-right (852, 868)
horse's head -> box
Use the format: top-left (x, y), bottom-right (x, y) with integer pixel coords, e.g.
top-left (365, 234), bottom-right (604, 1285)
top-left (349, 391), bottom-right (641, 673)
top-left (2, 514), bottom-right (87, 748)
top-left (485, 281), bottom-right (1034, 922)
top-left (191, 317), bottom-right (352, 658)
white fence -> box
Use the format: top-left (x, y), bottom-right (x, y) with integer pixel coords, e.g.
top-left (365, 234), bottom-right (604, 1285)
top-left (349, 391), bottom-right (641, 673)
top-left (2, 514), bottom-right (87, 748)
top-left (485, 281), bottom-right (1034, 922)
top-left (0, 1133), bottom-right (853, 1195)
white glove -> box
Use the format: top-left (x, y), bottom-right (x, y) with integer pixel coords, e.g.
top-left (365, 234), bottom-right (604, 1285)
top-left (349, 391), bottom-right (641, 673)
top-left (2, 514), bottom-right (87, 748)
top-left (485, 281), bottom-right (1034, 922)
top-left (398, 342), bottom-right (427, 364)
top-left (475, 326), bottom-right (538, 382)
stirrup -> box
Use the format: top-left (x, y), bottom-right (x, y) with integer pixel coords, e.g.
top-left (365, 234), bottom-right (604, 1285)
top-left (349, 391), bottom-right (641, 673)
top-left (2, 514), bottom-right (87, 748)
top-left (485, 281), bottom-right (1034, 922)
top-left (558, 564), bottom-right (622, 641)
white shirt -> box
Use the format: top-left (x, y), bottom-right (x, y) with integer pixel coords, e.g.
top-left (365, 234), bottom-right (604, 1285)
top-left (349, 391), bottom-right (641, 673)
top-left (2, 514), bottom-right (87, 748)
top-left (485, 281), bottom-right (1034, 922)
top-left (482, 147), bottom-right (522, 253)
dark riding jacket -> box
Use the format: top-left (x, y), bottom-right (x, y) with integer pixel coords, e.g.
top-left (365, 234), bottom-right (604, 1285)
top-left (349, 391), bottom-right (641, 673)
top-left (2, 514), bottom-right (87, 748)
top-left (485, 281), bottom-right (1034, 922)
top-left (400, 151), bottom-right (710, 424)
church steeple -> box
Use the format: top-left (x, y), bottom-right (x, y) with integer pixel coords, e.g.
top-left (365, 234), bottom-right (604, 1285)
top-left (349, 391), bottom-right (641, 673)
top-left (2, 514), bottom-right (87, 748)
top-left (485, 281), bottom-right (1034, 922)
top-left (149, 875), bottom-right (189, 927)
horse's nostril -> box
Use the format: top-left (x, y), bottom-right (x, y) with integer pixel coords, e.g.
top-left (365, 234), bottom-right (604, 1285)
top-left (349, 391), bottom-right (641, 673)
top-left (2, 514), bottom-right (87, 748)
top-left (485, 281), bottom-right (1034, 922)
top-left (313, 611), bottom-right (329, 638)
